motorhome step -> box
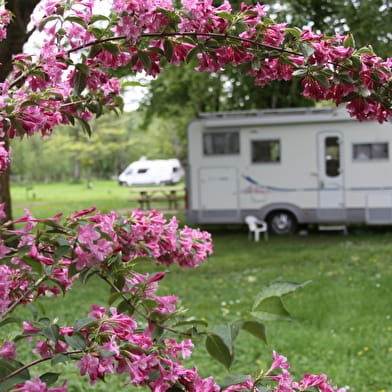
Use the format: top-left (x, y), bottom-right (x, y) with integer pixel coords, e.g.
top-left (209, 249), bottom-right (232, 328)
top-left (318, 225), bottom-right (348, 234)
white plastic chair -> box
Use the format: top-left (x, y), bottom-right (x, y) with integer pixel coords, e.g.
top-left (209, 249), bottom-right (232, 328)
top-left (245, 215), bottom-right (268, 241)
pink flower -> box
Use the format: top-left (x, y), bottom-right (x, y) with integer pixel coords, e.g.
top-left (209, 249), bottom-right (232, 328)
top-left (0, 341), bottom-right (17, 360)
top-left (0, 202), bottom-right (6, 219)
top-left (76, 354), bottom-right (102, 385)
top-left (153, 295), bottom-right (179, 314)
top-left (22, 321), bottom-right (42, 334)
top-left (267, 351), bottom-right (290, 373)
top-left (0, 141), bottom-right (9, 172)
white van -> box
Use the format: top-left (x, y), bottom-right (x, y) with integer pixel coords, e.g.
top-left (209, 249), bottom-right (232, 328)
top-left (118, 158), bottom-right (184, 186)
top-left (186, 107), bottom-right (392, 234)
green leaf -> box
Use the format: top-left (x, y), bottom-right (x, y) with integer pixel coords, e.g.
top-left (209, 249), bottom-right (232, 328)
top-left (173, 319), bottom-right (209, 328)
top-left (39, 372), bottom-right (60, 386)
top-left (216, 11), bottom-right (234, 21)
top-left (64, 333), bottom-right (86, 350)
top-left (253, 281), bottom-right (311, 309)
top-left (298, 42), bottom-right (315, 60)
top-left (20, 100), bottom-right (38, 109)
top-left (205, 332), bottom-right (233, 370)
top-left (102, 42), bottom-right (120, 57)
top-left (10, 118), bottom-right (26, 136)
top-left (17, 245), bottom-right (32, 257)
top-left (252, 296), bottom-right (292, 321)
top-left (0, 317), bottom-right (20, 328)
top-left (292, 68), bottom-right (308, 78)
top-left (65, 16), bottom-right (86, 28)
top-left (0, 360), bottom-right (30, 392)
top-left (99, 349), bottom-right (117, 358)
top-left (88, 43), bottom-right (103, 58)
top-left (284, 27), bottom-right (301, 38)
top-left (313, 74), bottom-right (330, 88)
top-left (241, 320), bottom-right (267, 343)
top-left (75, 117), bottom-right (92, 137)
top-left (54, 245), bottom-right (72, 261)
top-left (155, 8), bottom-right (181, 24)
top-left (185, 45), bottom-right (200, 64)
top-left (343, 33), bottom-right (356, 48)
top-left (73, 317), bottom-right (97, 332)
top-left (152, 324), bottom-right (165, 341)
top-left (38, 15), bottom-right (60, 32)
top-left (117, 299), bottom-right (134, 315)
top-left (42, 324), bottom-right (60, 343)
top-left (220, 374), bottom-right (251, 390)
top-left (73, 69), bottom-right (88, 95)
top-left (137, 50), bottom-right (152, 72)
top-left (89, 14), bottom-right (110, 24)
top-left (210, 324), bottom-right (235, 356)
top-left (356, 45), bottom-right (375, 55)
top-left (163, 39), bottom-right (174, 62)
top-left (108, 292), bottom-right (124, 306)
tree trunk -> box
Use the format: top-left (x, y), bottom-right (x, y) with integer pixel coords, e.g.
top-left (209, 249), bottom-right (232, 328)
top-left (0, 0), bottom-right (40, 222)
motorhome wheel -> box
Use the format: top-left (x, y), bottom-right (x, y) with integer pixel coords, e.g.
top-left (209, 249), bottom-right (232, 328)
top-left (268, 211), bottom-right (297, 235)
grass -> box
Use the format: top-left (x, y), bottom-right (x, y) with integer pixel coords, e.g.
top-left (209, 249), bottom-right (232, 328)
top-left (4, 181), bottom-right (392, 392)
top-left (10, 180), bottom-right (138, 218)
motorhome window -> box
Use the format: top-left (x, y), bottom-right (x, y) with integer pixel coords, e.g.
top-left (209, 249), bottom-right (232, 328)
top-left (251, 140), bottom-right (280, 163)
top-left (137, 168), bottom-right (148, 174)
top-left (353, 143), bottom-right (389, 161)
top-left (325, 137), bottom-right (340, 177)
top-left (203, 131), bottom-right (239, 155)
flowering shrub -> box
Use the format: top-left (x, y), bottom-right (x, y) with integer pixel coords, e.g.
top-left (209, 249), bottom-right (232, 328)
top-left (0, 0), bottom-right (389, 390)
top-left (0, 205), bottom-right (345, 392)
top-left (0, 0), bottom-right (390, 172)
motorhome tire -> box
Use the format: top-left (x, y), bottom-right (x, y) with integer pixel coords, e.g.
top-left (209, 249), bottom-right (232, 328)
top-left (268, 211), bottom-right (297, 235)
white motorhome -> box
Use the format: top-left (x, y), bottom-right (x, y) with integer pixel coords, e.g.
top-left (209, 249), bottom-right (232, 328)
top-left (118, 158), bottom-right (184, 186)
top-left (186, 107), bottom-right (392, 234)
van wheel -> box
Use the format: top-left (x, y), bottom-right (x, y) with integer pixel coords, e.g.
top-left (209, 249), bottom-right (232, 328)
top-left (268, 211), bottom-right (297, 235)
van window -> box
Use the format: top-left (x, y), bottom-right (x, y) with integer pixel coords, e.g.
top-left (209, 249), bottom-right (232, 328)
top-left (325, 136), bottom-right (340, 177)
top-left (203, 130), bottom-right (239, 155)
top-left (353, 143), bottom-right (388, 161)
top-left (137, 168), bottom-right (148, 174)
top-left (251, 139), bottom-right (280, 163)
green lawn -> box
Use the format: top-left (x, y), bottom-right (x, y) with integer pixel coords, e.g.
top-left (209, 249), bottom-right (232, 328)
top-left (5, 181), bottom-right (392, 392)
top-left (10, 180), bottom-right (136, 218)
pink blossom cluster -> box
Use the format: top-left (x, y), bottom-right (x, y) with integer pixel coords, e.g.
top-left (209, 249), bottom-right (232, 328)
top-left (4, 303), bottom-right (223, 391)
top-left (74, 208), bottom-right (213, 270)
top-left (0, 141), bottom-right (10, 172)
top-left (0, 8), bottom-right (11, 40)
top-left (0, 264), bottom-right (32, 313)
top-left (0, 205), bottom-right (213, 319)
top-left (15, 378), bottom-right (67, 392)
top-left (0, 0), bottom-right (390, 171)
top-left (265, 351), bottom-right (347, 392)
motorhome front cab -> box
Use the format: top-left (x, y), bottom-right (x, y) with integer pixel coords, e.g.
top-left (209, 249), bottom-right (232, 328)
top-left (186, 107), bottom-right (392, 234)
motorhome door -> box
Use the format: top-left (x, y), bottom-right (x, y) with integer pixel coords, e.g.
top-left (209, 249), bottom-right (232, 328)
top-left (317, 132), bottom-right (346, 220)
top-left (198, 167), bottom-right (239, 221)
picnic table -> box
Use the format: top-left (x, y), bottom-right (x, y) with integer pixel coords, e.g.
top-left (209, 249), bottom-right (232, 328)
top-left (129, 186), bottom-right (185, 210)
